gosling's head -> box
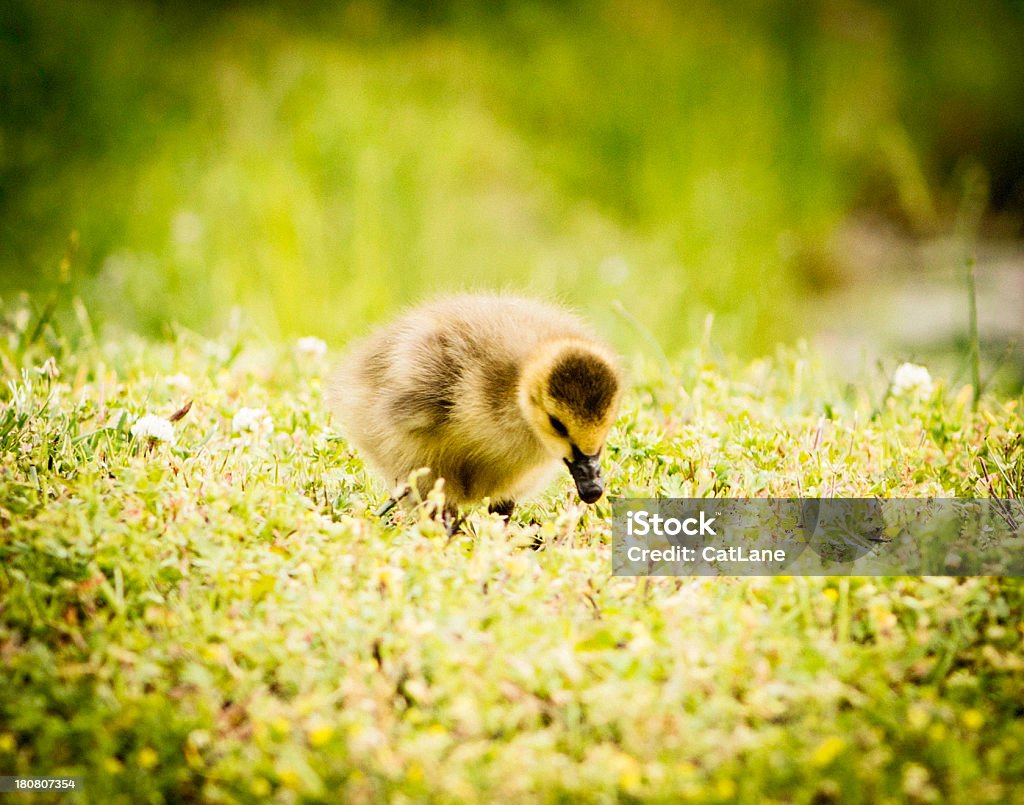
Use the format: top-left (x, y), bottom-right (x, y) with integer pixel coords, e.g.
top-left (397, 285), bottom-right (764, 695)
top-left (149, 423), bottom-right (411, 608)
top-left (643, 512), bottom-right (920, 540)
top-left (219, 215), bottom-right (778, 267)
top-left (518, 339), bottom-right (621, 504)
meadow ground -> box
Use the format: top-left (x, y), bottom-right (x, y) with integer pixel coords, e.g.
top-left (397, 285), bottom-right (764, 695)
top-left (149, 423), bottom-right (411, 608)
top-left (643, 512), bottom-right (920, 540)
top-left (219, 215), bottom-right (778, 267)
top-left (2, 309), bottom-right (1023, 803)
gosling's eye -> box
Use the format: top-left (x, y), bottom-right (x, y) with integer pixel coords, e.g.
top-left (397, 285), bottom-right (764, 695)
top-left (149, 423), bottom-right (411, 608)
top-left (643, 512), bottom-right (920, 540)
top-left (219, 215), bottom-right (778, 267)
top-left (549, 415), bottom-right (569, 437)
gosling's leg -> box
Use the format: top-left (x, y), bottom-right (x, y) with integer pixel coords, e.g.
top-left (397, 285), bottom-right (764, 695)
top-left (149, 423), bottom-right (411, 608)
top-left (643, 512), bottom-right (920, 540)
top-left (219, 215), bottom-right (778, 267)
top-left (375, 485), bottom-right (411, 518)
top-left (442, 504), bottom-right (464, 538)
top-left (375, 497), bottom-right (399, 518)
top-left (488, 499), bottom-right (516, 520)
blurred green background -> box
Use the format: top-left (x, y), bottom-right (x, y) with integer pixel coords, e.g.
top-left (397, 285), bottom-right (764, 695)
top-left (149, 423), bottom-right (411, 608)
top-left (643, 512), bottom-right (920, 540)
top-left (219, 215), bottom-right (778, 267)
top-left (2, 0), bottom-right (1022, 371)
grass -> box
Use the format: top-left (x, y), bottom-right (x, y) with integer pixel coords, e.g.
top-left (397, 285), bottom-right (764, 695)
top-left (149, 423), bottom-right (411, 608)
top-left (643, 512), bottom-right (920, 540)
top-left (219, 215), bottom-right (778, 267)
top-left (6, 1), bottom-right (1024, 357)
top-left (1, 299), bottom-right (1023, 803)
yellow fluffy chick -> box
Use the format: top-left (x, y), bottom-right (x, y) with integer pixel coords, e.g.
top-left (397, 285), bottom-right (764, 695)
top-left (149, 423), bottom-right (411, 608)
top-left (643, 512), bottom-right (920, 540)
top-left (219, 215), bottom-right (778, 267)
top-left (329, 294), bottom-right (621, 523)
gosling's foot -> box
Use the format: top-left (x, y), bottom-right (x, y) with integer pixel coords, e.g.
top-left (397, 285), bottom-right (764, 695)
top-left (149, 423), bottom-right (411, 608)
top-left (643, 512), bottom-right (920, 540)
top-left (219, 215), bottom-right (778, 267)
top-left (442, 505), bottom-right (465, 539)
top-left (375, 485), bottom-right (411, 519)
top-left (375, 497), bottom-right (399, 518)
top-left (488, 499), bottom-right (516, 520)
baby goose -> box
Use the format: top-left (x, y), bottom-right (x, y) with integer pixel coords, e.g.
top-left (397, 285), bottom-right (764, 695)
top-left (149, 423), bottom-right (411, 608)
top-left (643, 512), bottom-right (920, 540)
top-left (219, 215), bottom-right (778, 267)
top-left (328, 294), bottom-right (621, 525)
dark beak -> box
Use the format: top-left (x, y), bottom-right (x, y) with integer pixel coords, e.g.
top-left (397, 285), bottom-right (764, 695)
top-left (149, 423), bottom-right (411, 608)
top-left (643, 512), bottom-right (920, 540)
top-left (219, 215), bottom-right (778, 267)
top-left (564, 448), bottom-right (604, 504)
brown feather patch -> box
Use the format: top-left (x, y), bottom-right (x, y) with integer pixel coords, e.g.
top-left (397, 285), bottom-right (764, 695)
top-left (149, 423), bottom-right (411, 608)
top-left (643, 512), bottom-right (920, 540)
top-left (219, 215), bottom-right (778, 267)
top-left (547, 352), bottom-right (618, 422)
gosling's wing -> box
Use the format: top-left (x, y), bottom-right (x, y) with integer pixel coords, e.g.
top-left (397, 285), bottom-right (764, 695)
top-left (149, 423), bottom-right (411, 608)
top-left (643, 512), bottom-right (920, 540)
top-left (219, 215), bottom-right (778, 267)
top-left (330, 313), bottom-right (477, 437)
top-left (385, 322), bottom-right (465, 435)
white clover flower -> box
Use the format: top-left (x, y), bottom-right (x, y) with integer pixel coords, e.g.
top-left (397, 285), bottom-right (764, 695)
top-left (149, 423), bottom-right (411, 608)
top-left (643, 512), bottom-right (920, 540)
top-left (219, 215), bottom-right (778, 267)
top-left (296, 336), bottom-right (328, 360)
top-left (232, 406), bottom-right (274, 435)
top-left (165, 372), bottom-right (193, 391)
top-left (131, 414), bottom-right (176, 445)
top-left (891, 362), bottom-right (934, 399)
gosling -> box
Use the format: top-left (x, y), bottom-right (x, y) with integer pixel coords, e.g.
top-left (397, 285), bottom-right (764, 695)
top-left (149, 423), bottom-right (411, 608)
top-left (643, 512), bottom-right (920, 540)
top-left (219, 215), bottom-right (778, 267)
top-left (328, 294), bottom-right (621, 526)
